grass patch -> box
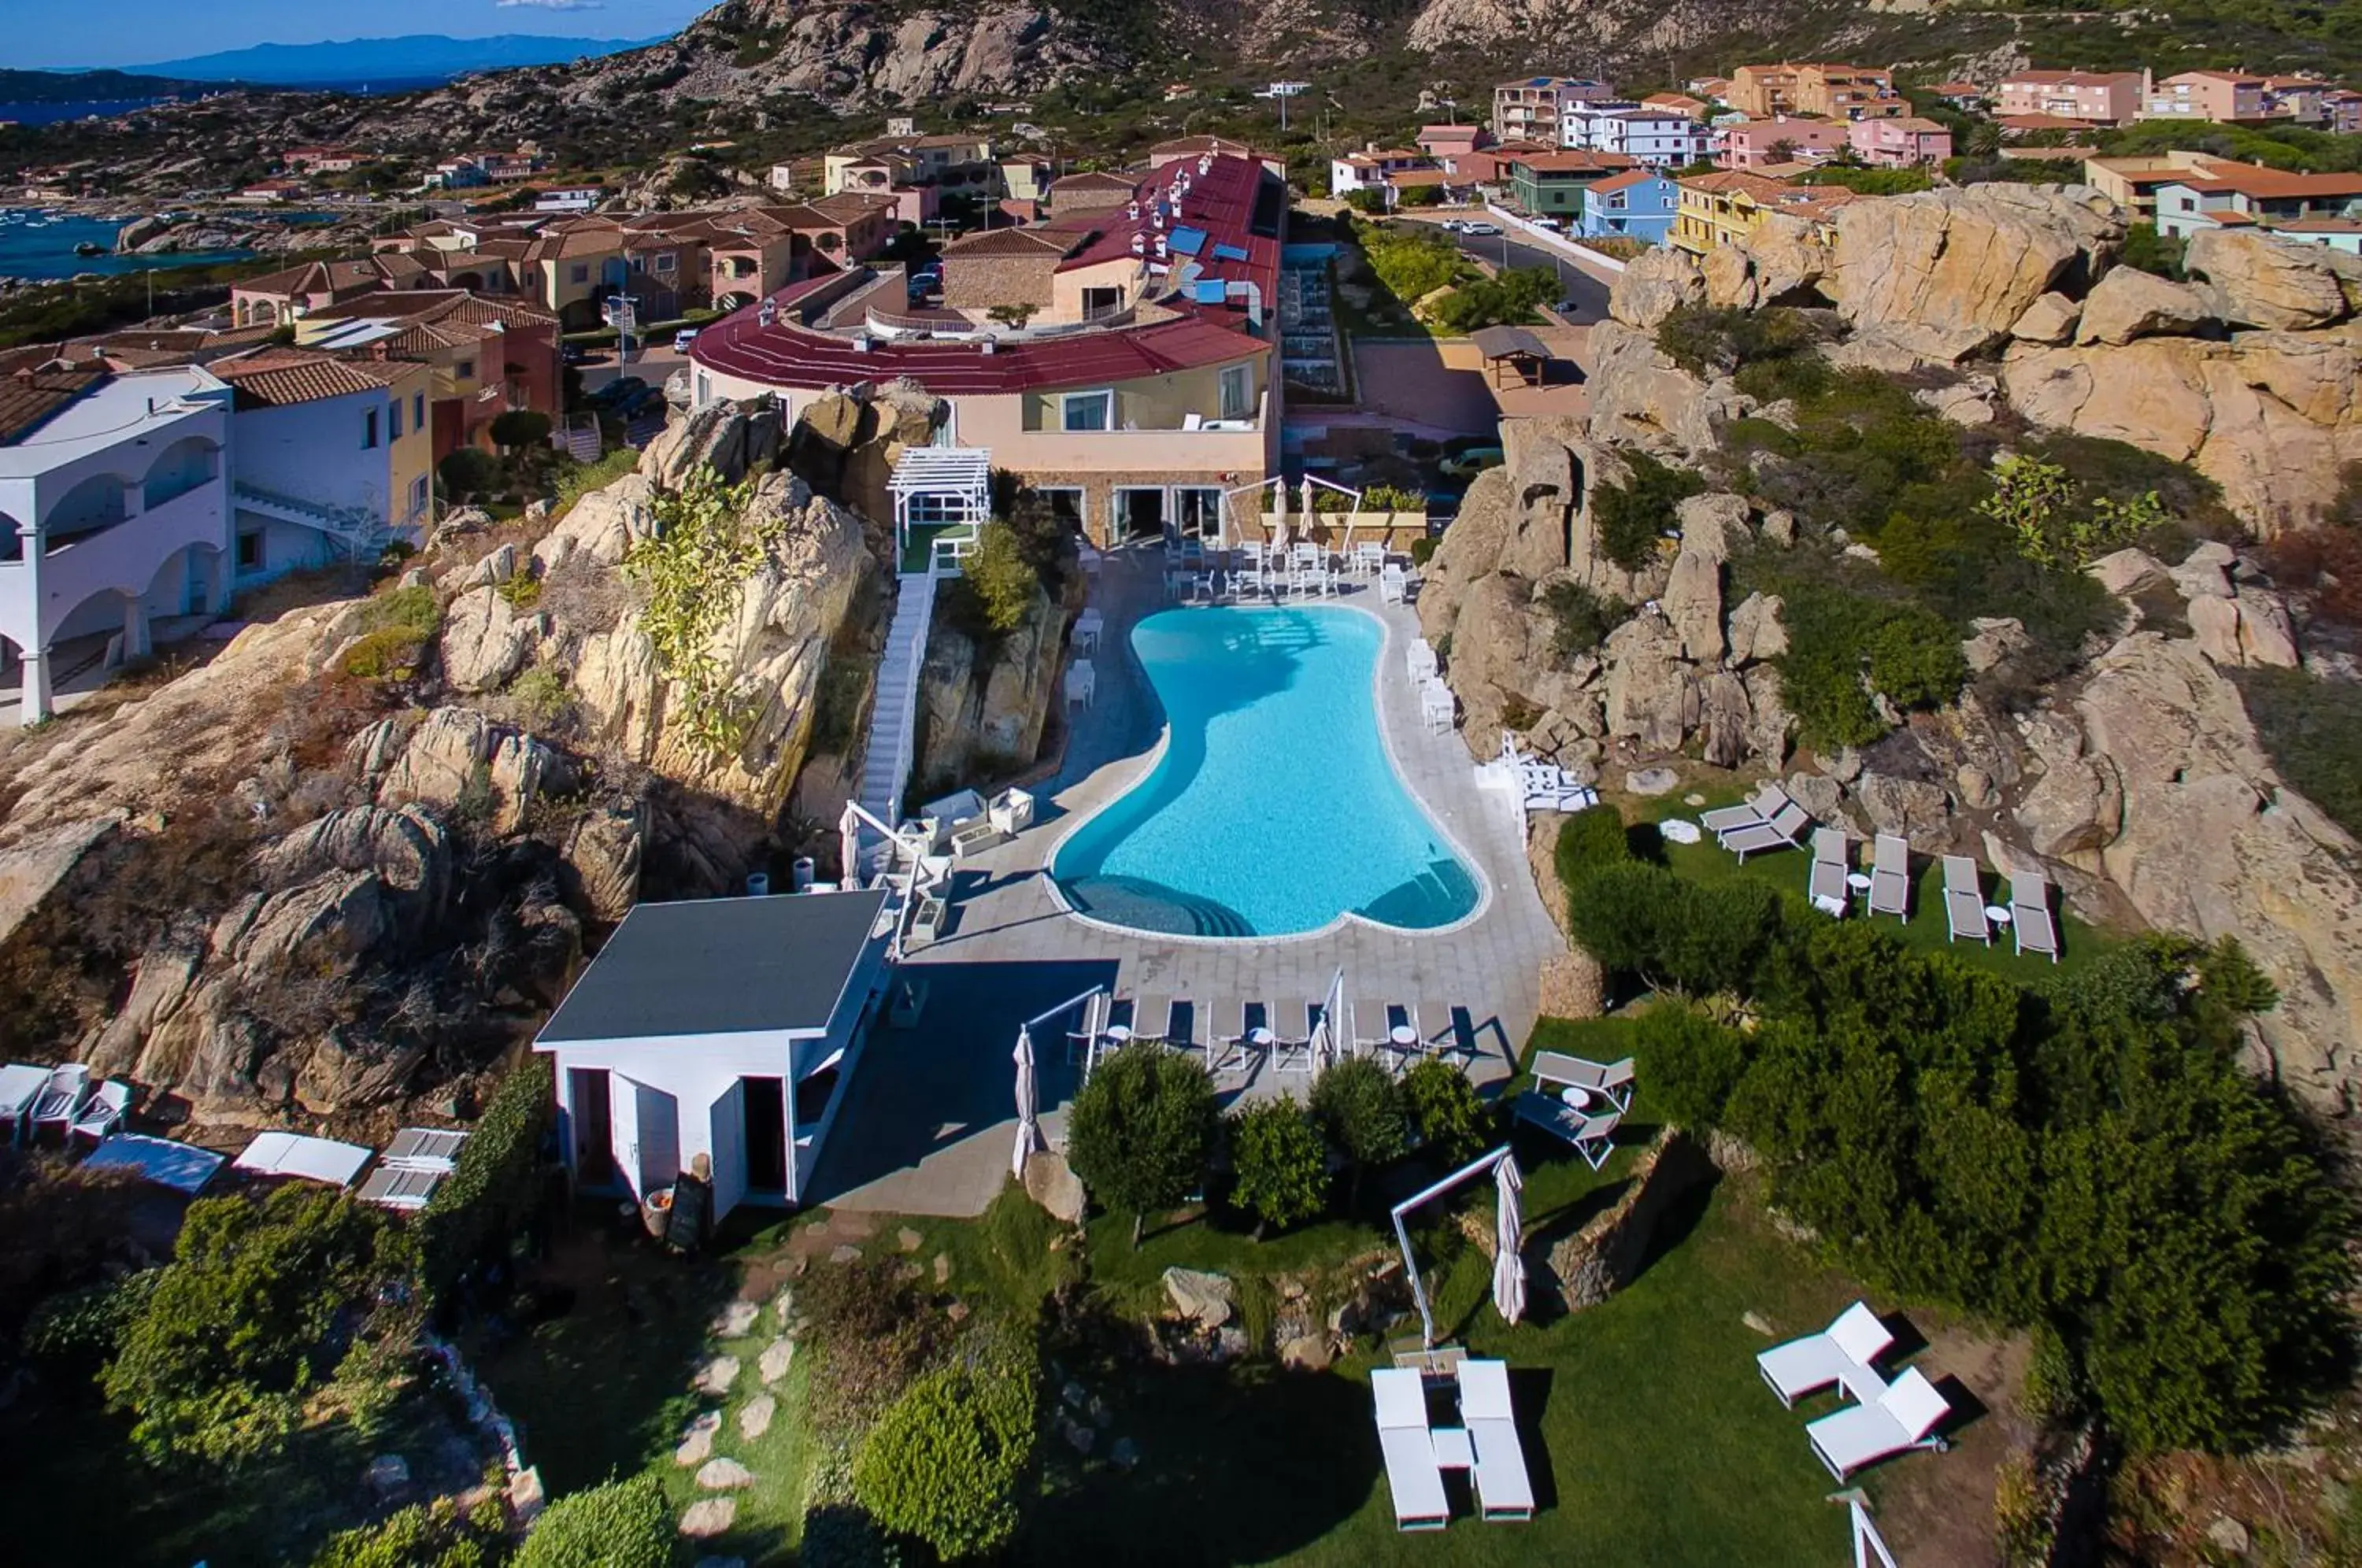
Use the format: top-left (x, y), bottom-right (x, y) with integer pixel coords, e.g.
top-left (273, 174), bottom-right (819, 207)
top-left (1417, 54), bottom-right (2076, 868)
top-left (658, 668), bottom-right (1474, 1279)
top-left (2231, 666), bottom-right (2362, 840)
top-left (1083, 1207), bottom-right (1384, 1317)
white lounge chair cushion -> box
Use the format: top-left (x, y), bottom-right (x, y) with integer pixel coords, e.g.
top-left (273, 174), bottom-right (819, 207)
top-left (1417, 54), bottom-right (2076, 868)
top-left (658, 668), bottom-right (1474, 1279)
top-left (1468, 1417), bottom-right (1535, 1517)
top-left (1806, 1367), bottom-right (1951, 1477)
top-left (1757, 1301), bottom-right (1894, 1406)
top-left (1827, 1301), bottom-right (1894, 1366)
top-left (1379, 1426), bottom-right (1450, 1525)
top-left (1457, 1357), bottom-right (1514, 1422)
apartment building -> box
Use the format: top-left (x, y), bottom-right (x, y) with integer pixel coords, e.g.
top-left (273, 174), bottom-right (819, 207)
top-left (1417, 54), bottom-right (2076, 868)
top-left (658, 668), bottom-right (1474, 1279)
top-left (1491, 77), bottom-right (1621, 144)
top-left (687, 153), bottom-right (1286, 552)
top-left (1577, 170), bottom-right (1680, 243)
top-left (2080, 150), bottom-right (2247, 218)
top-left (1559, 104), bottom-right (1716, 167)
top-left (1847, 116), bottom-right (1954, 168)
top-left (1330, 146), bottom-right (1436, 200)
top-left (1719, 120), bottom-right (1851, 171)
top-left (2151, 165), bottom-right (2362, 241)
top-left (1505, 150), bottom-right (1644, 217)
top-left (1728, 63), bottom-right (1904, 120)
top-left (295, 291), bottom-right (562, 462)
top-left (1994, 71), bottom-right (2145, 127)
top-left (0, 364), bottom-right (231, 723)
top-left (1416, 124), bottom-right (1490, 163)
top-left (2141, 70), bottom-right (2268, 123)
top-left (1671, 172), bottom-right (1858, 256)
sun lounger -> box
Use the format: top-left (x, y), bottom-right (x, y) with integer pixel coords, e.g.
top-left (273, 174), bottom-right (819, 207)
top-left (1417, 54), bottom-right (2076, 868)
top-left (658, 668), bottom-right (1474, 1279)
top-left (1274, 1000), bottom-right (1317, 1074)
top-left (1420, 680), bottom-right (1456, 734)
top-left (0, 1063), bottom-right (48, 1145)
top-left (1718, 801), bottom-right (1811, 862)
top-left (1215, 1000), bottom-right (1270, 1074)
top-left (1701, 782), bottom-right (1791, 836)
top-left (1066, 993), bottom-right (1109, 1067)
top-left (357, 1163), bottom-right (446, 1211)
top-left (1512, 1094), bottom-right (1621, 1169)
top-left (1416, 1000), bottom-right (1477, 1067)
top-left (1942, 856), bottom-right (1990, 945)
top-left (382, 1127), bottom-right (467, 1170)
top-left (1868, 833), bottom-right (1911, 921)
top-left (30, 1063), bottom-right (90, 1134)
top-left (68, 1080), bottom-right (131, 1142)
top-left (2009, 869), bottom-right (2060, 963)
top-left (1457, 1359), bottom-right (1535, 1522)
top-left (1757, 1300), bottom-right (1894, 1409)
top-left (1807, 1366), bottom-right (1953, 1480)
top-left (1372, 1368), bottom-right (1450, 1532)
top-left (1808, 827), bottom-right (1850, 917)
top-left (1161, 998), bottom-right (1201, 1058)
top-left (1530, 1049), bottom-right (1635, 1114)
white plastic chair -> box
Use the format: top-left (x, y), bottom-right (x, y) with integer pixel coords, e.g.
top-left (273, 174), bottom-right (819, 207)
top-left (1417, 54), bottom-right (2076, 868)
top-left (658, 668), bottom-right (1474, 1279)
top-left (1420, 680), bottom-right (1456, 734)
top-left (69, 1080), bottom-right (132, 1142)
top-left (1064, 660), bottom-right (1096, 712)
top-left (1407, 638), bottom-right (1439, 684)
top-left (1381, 564), bottom-right (1409, 604)
top-left (1808, 1367), bottom-right (1953, 1479)
top-left (30, 1063), bottom-right (90, 1135)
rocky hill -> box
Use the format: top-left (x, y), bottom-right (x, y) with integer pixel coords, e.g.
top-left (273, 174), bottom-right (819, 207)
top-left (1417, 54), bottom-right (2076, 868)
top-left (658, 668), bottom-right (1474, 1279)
top-left (1423, 185), bottom-right (2362, 1117)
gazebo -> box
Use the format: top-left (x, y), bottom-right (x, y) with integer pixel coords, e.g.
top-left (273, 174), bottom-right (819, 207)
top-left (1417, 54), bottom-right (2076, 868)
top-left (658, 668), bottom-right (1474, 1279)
top-left (887, 446), bottom-right (993, 571)
top-left (1468, 325), bottom-right (1552, 390)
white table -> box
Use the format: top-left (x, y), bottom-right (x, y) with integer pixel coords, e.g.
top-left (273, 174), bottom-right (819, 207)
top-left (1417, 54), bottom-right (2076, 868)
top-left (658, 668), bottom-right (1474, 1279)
top-left (1390, 1025), bottom-right (1418, 1049)
top-left (1846, 872), bottom-right (1872, 894)
top-left (1103, 1025), bottom-right (1132, 1045)
top-left (1430, 1426), bottom-right (1475, 1470)
top-left (1560, 1084), bottom-right (1595, 1110)
top-left (1249, 1026), bottom-right (1275, 1048)
top-left (1986, 904), bottom-right (2014, 926)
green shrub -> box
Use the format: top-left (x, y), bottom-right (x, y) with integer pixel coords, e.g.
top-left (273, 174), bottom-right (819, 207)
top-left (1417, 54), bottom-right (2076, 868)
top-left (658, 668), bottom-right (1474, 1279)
top-left (1401, 1057), bottom-right (1490, 1165)
top-left (1540, 579), bottom-right (1626, 656)
top-left (2020, 1320), bottom-right (2082, 1426)
top-left (490, 409), bottom-right (553, 449)
top-left (1591, 451), bottom-right (1705, 572)
top-left (24, 1268), bottom-right (161, 1374)
top-left (801, 1503), bottom-right (903, 1568)
top-left (1567, 862), bottom-right (1785, 999)
top-left (359, 583), bottom-right (442, 640)
top-left (1553, 803), bottom-right (1630, 896)
top-left (420, 1054), bottom-right (552, 1299)
top-left (507, 664), bottom-right (572, 729)
top-left (1631, 1004), bottom-right (1748, 1129)
top-left (103, 1186), bottom-right (417, 1466)
top-left (2231, 667), bottom-right (2362, 839)
top-left (964, 520), bottom-right (1040, 635)
top-left (1864, 605), bottom-right (1968, 709)
top-left (1311, 1056), bottom-right (1408, 1207)
top-left (853, 1328), bottom-right (1039, 1561)
top-left (2120, 221), bottom-right (2186, 279)
top-left (1654, 303), bottom-right (1819, 379)
top-left (339, 627), bottom-right (427, 682)
top-left (1767, 583), bottom-right (1966, 749)
top-left (1409, 536), bottom-right (1437, 567)
top-left (515, 1473), bottom-right (672, 1568)
top-left (553, 447), bottom-right (639, 516)
top-left (496, 572), bottom-right (543, 609)
top-left (439, 448), bottom-right (501, 499)
top-left (1228, 1097), bottom-right (1328, 1238)
top-left (1354, 217), bottom-right (1464, 304)
top-left (313, 1501), bottom-right (494, 1568)
top-left (1064, 1042), bottom-right (1216, 1247)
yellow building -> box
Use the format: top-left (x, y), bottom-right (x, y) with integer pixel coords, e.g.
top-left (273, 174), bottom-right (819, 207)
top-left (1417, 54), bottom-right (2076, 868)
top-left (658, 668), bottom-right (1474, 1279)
top-left (1671, 172), bottom-right (1859, 256)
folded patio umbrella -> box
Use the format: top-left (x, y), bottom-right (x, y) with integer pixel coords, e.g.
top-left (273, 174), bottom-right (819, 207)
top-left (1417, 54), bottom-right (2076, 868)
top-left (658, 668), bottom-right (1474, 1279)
top-left (1012, 1026), bottom-right (1041, 1182)
top-left (1493, 1155), bottom-right (1527, 1326)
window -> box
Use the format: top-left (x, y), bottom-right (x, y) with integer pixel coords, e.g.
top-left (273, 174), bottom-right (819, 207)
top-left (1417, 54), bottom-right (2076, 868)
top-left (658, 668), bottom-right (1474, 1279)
top-left (1080, 285), bottom-right (1122, 320)
top-left (409, 475), bottom-right (429, 515)
top-left (413, 392), bottom-right (426, 428)
top-left (388, 398), bottom-right (403, 439)
top-left (235, 531), bottom-right (262, 570)
top-left (363, 408), bottom-right (379, 449)
top-left (654, 252), bottom-right (676, 273)
top-left (457, 359), bottom-right (476, 380)
top-left (569, 263), bottom-right (590, 284)
top-left (1217, 363), bottom-right (1252, 422)
top-left (1061, 390), bottom-right (1113, 432)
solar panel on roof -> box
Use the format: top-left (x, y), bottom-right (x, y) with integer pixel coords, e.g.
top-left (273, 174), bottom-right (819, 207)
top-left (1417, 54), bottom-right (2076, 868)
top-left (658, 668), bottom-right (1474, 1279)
top-left (1212, 242), bottom-right (1249, 262)
top-left (1191, 280), bottom-right (1226, 303)
top-left (1168, 225), bottom-right (1209, 256)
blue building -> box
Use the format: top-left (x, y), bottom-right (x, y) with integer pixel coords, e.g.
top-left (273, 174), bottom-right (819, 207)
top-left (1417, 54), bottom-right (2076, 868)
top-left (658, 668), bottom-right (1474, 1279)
top-left (1577, 169), bottom-right (1680, 245)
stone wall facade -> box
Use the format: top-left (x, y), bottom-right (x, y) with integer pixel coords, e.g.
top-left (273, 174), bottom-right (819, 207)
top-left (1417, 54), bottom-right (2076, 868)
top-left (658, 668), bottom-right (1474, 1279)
top-left (1544, 1127), bottom-right (1719, 1311)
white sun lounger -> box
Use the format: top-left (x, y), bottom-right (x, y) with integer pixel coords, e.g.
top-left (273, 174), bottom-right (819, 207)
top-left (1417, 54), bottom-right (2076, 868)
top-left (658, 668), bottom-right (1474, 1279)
top-left (1807, 1366), bottom-right (1953, 1480)
top-left (1372, 1368), bottom-right (1450, 1531)
top-left (232, 1132), bottom-right (372, 1189)
top-left (1942, 856), bottom-right (1990, 945)
top-left (1512, 1093), bottom-right (1621, 1168)
top-left (1273, 1000), bottom-right (1319, 1074)
top-left (1757, 1300), bottom-right (1894, 1408)
top-left (1531, 1049), bottom-right (1635, 1114)
top-left (1868, 833), bottom-right (1911, 921)
top-left (1808, 827), bottom-right (1850, 916)
top-left (0, 1063), bottom-right (50, 1144)
top-left (1701, 782), bottom-right (1791, 836)
top-left (69, 1080), bottom-right (132, 1142)
top-left (1457, 1359), bottom-right (1535, 1522)
top-left (2009, 869), bottom-right (2060, 963)
top-left (1719, 801), bottom-right (1811, 862)
top-left (30, 1063), bottom-right (90, 1134)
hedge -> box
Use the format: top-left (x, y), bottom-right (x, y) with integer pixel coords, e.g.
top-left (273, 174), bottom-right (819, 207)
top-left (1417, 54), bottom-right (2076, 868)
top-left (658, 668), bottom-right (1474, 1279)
top-left (420, 1053), bottom-right (553, 1298)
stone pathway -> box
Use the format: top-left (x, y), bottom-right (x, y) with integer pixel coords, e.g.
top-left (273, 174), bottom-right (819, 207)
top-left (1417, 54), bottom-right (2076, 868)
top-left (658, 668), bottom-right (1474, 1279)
top-left (679, 1497), bottom-right (737, 1537)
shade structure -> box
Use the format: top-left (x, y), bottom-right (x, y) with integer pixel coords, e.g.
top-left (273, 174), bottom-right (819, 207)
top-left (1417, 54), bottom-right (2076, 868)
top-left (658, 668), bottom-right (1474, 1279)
top-left (1493, 1154), bottom-right (1527, 1326)
top-left (1013, 1025), bottom-right (1042, 1182)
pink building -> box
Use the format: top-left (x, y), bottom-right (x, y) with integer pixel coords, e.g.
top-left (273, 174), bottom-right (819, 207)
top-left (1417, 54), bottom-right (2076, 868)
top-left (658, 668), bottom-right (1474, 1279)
top-left (1994, 70), bottom-right (2144, 127)
top-left (1718, 119), bottom-right (1850, 171)
top-left (1847, 116), bottom-right (1953, 168)
top-left (2141, 70), bottom-right (2268, 124)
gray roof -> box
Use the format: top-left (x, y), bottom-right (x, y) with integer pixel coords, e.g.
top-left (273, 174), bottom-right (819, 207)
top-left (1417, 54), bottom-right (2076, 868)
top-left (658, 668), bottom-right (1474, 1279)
top-left (538, 889), bottom-right (890, 1045)
top-left (1468, 325), bottom-right (1551, 361)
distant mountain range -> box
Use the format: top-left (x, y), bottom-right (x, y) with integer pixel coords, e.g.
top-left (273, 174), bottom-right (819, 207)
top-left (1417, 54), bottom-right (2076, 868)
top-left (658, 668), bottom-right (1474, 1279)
top-left (120, 33), bottom-right (658, 88)
top-left (0, 68), bottom-right (207, 104)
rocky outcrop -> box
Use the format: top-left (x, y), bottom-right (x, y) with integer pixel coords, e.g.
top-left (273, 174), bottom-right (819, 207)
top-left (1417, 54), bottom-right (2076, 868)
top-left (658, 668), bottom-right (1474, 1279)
top-left (1607, 246), bottom-right (1705, 330)
top-left (1581, 321), bottom-right (1742, 460)
top-left (2075, 267), bottom-right (2215, 346)
top-left (440, 586), bottom-right (545, 693)
top-left (787, 381), bottom-right (944, 526)
top-left (1543, 1130), bottom-right (1718, 1312)
top-left (640, 398), bottom-right (783, 490)
top-left (2184, 229), bottom-right (2362, 331)
top-left (1830, 184), bottom-right (2122, 337)
top-left (915, 579), bottom-right (1067, 791)
top-left (2071, 634), bottom-right (2362, 1111)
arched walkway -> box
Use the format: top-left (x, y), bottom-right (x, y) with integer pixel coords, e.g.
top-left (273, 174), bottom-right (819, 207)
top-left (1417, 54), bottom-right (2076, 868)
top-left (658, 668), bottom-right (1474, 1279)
top-left (142, 435), bottom-right (220, 512)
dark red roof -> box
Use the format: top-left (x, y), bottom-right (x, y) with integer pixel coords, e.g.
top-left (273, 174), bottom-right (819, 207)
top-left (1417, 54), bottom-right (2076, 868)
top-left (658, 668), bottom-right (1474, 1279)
top-left (691, 309), bottom-right (1268, 397)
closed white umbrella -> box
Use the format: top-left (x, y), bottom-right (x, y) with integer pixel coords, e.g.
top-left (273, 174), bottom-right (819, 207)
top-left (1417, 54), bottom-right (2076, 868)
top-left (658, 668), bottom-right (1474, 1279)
top-left (838, 802), bottom-right (863, 889)
top-left (1012, 1026), bottom-right (1041, 1182)
top-left (1493, 1154), bottom-right (1527, 1326)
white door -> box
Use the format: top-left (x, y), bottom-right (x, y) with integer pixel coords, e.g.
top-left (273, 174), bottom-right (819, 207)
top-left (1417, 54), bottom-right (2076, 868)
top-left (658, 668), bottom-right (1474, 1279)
top-left (708, 1079), bottom-right (748, 1221)
top-left (609, 1074), bottom-right (680, 1199)
top-left (608, 1072), bottom-right (642, 1199)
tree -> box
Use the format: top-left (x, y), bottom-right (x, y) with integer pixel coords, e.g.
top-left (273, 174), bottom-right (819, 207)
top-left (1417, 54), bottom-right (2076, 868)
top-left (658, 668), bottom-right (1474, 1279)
top-left (1345, 187), bottom-right (1387, 213)
top-left (515, 1474), bottom-right (672, 1568)
top-left (853, 1328), bottom-right (1038, 1559)
top-left (963, 520), bottom-right (1039, 634)
top-left (1064, 1043), bottom-right (1216, 1247)
top-left (102, 1185), bottom-right (416, 1466)
top-left (1631, 1003), bottom-right (1749, 1129)
top-left (1229, 1097), bottom-right (1328, 1238)
top-left (438, 447), bottom-right (500, 500)
top-left (1311, 1057), bottom-right (1408, 1208)
top-left (1401, 1057), bottom-right (1490, 1165)
top-left (489, 409), bottom-right (552, 450)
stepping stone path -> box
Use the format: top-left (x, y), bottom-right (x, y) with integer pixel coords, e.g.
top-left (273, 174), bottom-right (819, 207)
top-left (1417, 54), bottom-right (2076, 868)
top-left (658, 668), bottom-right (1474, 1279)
top-left (679, 1498), bottom-right (737, 1538)
top-left (773, 1288), bottom-right (795, 1326)
top-left (712, 1300), bottom-right (761, 1337)
top-left (759, 1338), bottom-right (795, 1385)
top-left (739, 1393), bottom-right (776, 1440)
top-left (897, 1226), bottom-right (923, 1252)
top-left (933, 1253), bottom-right (951, 1285)
top-left (674, 1412), bottom-right (721, 1466)
top-left (698, 1458), bottom-right (755, 1491)
top-left (694, 1355), bottom-right (741, 1396)
top-left (828, 1244), bottom-right (863, 1265)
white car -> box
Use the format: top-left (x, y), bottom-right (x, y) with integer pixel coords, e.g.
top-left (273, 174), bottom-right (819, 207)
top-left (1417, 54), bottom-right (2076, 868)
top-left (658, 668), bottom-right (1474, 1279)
top-left (1438, 218), bottom-right (1468, 233)
top-left (1528, 216), bottom-right (1564, 231)
top-left (673, 328), bottom-right (699, 353)
top-left (1462, 221), bottom-right (1502, 237)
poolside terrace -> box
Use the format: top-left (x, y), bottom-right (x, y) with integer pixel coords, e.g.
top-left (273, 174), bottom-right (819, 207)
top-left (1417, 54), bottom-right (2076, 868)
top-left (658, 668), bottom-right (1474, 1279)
top-left (807, 547), bottom-right (1564, 1217)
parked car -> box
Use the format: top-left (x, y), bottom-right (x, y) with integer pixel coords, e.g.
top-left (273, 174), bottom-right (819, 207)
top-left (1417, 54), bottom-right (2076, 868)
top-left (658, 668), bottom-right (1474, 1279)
top-left (560, 343), bottom-right (591, 366)
top-left (1438, 218), bottom-right (1468, 233)
top-left (1438, 445), bottom-right (1505, 479)
top-left (1527, 216), bottom-right (1563, 231)
top-left (1462, 221), bottom-right (1503, 237)
top-left (673, 328), bottom-right (699, 353)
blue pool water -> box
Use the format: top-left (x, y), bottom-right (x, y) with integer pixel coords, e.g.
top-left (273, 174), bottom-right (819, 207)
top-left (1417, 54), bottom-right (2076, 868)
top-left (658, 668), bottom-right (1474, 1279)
top-left (1052, 606), bottom-right (1481, 938)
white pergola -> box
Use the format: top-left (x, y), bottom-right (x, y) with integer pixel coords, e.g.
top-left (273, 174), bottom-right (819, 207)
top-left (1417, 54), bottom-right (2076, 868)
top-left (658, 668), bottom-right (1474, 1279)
top-left (888, 448), bottom-right (993, 566)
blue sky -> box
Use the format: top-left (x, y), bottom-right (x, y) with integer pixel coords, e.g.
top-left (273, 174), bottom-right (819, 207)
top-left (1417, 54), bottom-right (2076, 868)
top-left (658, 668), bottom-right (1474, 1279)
top-left (13, 0), bottom-right (710, 70)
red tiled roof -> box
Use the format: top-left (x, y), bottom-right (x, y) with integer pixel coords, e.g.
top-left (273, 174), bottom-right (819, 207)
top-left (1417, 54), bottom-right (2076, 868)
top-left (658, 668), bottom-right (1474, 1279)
top-left (0, 368), bottom-right (103, 446)
top-left (1049, 170), bottom-right (1139, 194)
top-left (215, 349), bottom-right (408, 409)
top-left (1587, 169), bottom-right (1665, 194)
top-left (942, 227), bottom-right (1079, 259)
top-left (1507, 150), bottom-right (1642, 175)
top-left (693, 310), bottom-right (1268, 396)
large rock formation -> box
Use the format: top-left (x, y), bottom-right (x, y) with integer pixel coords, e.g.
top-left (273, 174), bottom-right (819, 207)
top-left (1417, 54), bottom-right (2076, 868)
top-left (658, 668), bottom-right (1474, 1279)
top-left (1829, 184), bottom-right (2123, 338)
top-left (915, 579), bottom-right (1068, 792)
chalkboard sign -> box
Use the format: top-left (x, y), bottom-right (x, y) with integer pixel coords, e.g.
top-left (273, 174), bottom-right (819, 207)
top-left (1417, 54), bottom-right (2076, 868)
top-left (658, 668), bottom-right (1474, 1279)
top-left (663, 1174), bottom-right (711, 1252)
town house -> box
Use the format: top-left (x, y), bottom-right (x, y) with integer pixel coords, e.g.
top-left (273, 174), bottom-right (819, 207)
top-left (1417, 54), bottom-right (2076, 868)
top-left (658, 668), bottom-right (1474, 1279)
top-left (295, 291), bottom-right (562, 461)
top-left (1559, 105), bottom-right (1716, 167)
top-left (1504, 150), bottom-right (1643, 219)
top-left (2142, 70), bottom-right (2268, 123)
top-left (1672, 171), bottom-right (1858, 256)
top-left (1994, 70), bottom-right (2145, 126)
top-left (2150, 165), bottom-right (2362, 240)
top-left (1490, 77), bottom-right (1621, 144)
top-left (1847, 116), bottom-right (1954, 168)
top-left (1577, 169), bottom-right (1680, 243)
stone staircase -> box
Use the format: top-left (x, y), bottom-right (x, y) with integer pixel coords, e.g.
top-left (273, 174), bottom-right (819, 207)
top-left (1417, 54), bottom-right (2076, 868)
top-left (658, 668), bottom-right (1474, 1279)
top-left (857, 569), bottom-right (938, 826)
top-left (231, 481), bottom-right (396, 559)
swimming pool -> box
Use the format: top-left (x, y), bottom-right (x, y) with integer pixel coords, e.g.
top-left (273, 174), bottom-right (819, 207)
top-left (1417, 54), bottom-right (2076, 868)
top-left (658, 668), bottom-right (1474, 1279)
top-left (1050, 605), bottom-right (1482, 938)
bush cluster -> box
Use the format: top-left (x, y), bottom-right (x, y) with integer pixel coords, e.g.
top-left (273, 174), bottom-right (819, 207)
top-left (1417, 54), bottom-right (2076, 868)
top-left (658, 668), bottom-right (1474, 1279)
top-left (515, 1473), bottom-right (671, 1568)
top-left (420, 1054), bottom-right (553, 1300)
top-left (1769, 582), bottom-right (1967, 749)
top-left (1591, 451), bottom-right (1705, 572)
top-left (1062, 1043), bottom-right (1216, 1248)
top-left (1228, 1096), bottom-right (1328, 1238)
top-left (1539, 579), bottom-right (1626, 658)
top-left (852, 1324), bottom-right (1039, 1562)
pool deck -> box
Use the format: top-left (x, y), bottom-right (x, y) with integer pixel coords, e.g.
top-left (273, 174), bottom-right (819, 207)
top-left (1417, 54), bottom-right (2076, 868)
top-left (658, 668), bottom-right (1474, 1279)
top-left (807, 547), bottom-right (1564, 1218)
